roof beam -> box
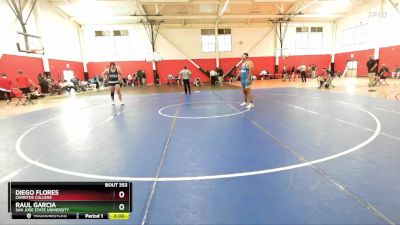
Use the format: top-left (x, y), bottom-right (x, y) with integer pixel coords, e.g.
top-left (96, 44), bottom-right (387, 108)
top-left (216, 0), bottom-right (229, 24)
top-left (159, 23), bottom-right (272, 28)
top-left (386, 0), bottom-right (400, 15)
top-left (149, 14), bottom-right (344, 19)
top-left (50, 0), bottom-right (135, 6)
top-left (139, 0), bottom-right (337, 4)
top-left (284, 3), bottom-right (296, 13)
top-left (254, 0), bottom-right (296, 2)
top-left (218, 0), bottom-right (230, 16)
top-left (129, 0), bottom-right (147, 17)
top-left (275, 3), bottom-right (284, 13)
top-left (296, 0), bottom-right (320, 13)
top-left (139, 0), bottom-right (283, 4)
top-left (155, 4), bottom-right (165, 15)
top-left (48, 0), bottom-right (70, 6)
top-left (140, 0), bottom-right (189, 3)
top-left (70, 13), bottom-right (344, 22)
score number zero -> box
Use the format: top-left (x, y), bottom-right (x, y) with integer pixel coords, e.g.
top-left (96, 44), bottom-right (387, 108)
top-left (117, 191), bottom-right (126, 211)
top-left (105, 183), bottom-right (129, 211)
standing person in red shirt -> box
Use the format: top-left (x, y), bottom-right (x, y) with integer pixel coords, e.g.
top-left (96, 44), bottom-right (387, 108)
top-left (0, 73), bottom-right (12, 104)
top-left (15, 70), bottom-right (35, 104)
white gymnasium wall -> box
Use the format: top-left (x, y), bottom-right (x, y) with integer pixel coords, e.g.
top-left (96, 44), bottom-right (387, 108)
top-left (228, 27), bottom-right (275, 57)
top-left (82, 24), bottom-right (152, 62)
top-left (280, 22), bottom-right (334, 56)
top-left (157, 28), bottom-right (208, 60)
top-left (82, 26), bottom-right (276, 61)
top-left (382, 4), bottom-right (400, 47)
top-left (156, 31), bottom-right (189, 60)
top-left (158, 27), bottom-right (275, 59)
top-left (335, 1), bottom-right (400, 53)
top-left (1, 0), bottom-right (82, 61)
top-left (36, 0), bottom-right (82, 61)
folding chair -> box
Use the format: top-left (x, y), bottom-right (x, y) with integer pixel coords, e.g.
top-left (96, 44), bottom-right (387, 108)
top-left (167, 74), bottom-right (175, 86)
top-left (12, 88), bottom-right (25, 106)
top-left (376, 73), bottom-right (389, 86)
top-left (376, 78), bottom-right (389, 86)
top-left (282, 72), bottom-right (290, 82)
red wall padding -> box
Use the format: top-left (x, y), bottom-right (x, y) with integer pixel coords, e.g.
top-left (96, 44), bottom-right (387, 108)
top-left (87, 61), bottom-right (154, 83)
top-left (219, 57), bottom-right (241, 74)
top-left (156, 59), bottom-right (211, 83)
top-left (250, 57), bottom-right (276, 79)
top-left (1, 46), bottom-right (398, 88)
top-left (82, 57), bottom-right (273, 83)
top-left (0, 54), bottom-right (44, 87)
top-left (0, 55), bottom-right (2, 72)
top-left (334, 49), bottom-right (374, 77)
top-left (49, 59), bottom-right (84, 82)
top-left (379, 45), bottom-right (400, 71)
top-left (0, 54), bottom-right (85, 87)
top-left (219, 57), bottom-right (275, 79)
top-left (193, 58), bottom-right (219, 81)
top-left (156, 57), bottom-right (275, 81)
top-left (278, 55), bottom-right (332, 74)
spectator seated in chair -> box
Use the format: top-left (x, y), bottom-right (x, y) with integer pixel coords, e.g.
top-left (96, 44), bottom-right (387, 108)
top-left (193, 77), bottom-right (203, 87)
top-left (324, 71), bottom-right (334, 89)
top-left (38, 73), bottom-right (49, 94)
top-left (167, 74), bottom-right (174, 84)
top-left (391, 65), bottom-right (400, 79)
top-left (316, 68), bottom-right (333, 89)
top-left (15, 70), bottom-right (35, 105)
top-left (281, 65), bottom-right (290, 82)
top-left (167, 74), bottom-right (179, 86)
top-left (133, 73), bottom-right (139, 86)
top-left (375, 64), bottom-right (389, 85)
top-left (336, 70), bottom-right (343, 78)
top-left (0, 73), bottom-right (12, 104)
top-left (30, 86), bottom-right (45, 99)
top-left (259, 70), bottom-right (270, 80)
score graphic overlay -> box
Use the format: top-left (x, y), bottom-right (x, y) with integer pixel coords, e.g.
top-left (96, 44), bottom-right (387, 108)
top-left (8, 182), bottom-right (132, 220)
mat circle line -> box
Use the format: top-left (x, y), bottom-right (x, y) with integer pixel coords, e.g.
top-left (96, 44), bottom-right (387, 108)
top-left (16, 95), bottom-right (381, 182)
top-left (158, 101), bottom-right (250, 119)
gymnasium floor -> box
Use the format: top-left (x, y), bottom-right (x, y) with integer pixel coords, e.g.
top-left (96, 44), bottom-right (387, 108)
top-left (1, 78), bottom-right (400, 225)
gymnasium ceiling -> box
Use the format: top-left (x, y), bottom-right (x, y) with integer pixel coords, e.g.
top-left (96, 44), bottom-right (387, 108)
top-left (48, 0), bottom-right (370, 27)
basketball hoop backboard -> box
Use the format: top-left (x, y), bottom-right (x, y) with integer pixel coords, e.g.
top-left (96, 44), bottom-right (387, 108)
top-left (16, 32), bottom-right (44, 55)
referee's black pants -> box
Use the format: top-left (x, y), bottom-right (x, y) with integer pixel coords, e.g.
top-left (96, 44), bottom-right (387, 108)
top-left (183, 79), bottom-right (191, 94)
top-left (301, 71), bottom-right (307, 82)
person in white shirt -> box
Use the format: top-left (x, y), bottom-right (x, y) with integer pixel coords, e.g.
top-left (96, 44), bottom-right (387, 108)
top-left (179, 66), bottom-right (192, 95)
top-left (210, 69), bottom-right (218, 86)
top-left (127, 74), bottom-right (132, 86)
top-left (300, 63), bottom-right (307, 83)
